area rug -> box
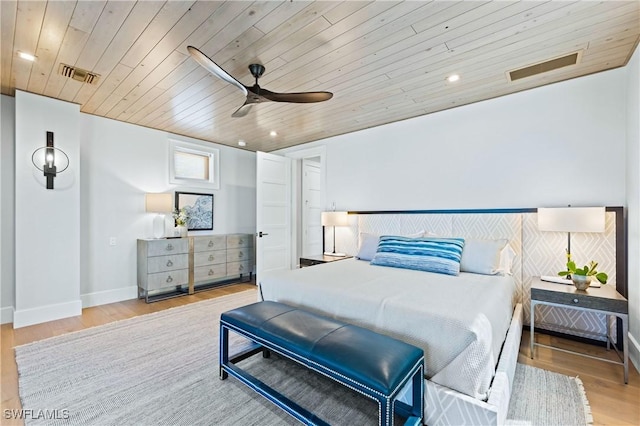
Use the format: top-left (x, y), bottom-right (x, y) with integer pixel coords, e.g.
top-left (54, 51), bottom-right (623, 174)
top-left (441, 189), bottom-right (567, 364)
top-left (15, 290), bottom-right (592, 425)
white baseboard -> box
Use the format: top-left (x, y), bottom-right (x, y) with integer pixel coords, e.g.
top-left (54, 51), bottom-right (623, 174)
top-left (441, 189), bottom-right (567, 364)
top-left (81, 286), bottom-right (138, 308)
top-left (1, 306), bottom-right (14, 324)
top-left (628, 331), bottom-right (640, 373)
top-left (13, 299), bottom-right (82, 329)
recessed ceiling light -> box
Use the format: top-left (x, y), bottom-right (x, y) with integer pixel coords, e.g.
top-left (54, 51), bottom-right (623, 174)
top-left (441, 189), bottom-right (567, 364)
top-left (269, 130), bottom-right (277, 137)
top-left (18, 52), bottom-right (36, 62)
top-left (238, 140), bottom-right (246, 147)
top-left (447, 74), bottom-right (460, 83)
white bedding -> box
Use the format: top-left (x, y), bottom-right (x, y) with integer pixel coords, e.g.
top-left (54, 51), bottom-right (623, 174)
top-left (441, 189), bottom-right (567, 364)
top-left (259, 258), bottom-right (516, 400)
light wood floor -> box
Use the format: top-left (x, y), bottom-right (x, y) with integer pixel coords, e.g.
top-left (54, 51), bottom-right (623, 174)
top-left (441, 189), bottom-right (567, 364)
top-left (1, 284), bottom-right (639, 425)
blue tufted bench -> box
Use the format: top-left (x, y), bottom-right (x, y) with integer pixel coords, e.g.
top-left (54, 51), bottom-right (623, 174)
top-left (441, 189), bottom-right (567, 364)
top-left (219, 301), bottom-right (424, 426)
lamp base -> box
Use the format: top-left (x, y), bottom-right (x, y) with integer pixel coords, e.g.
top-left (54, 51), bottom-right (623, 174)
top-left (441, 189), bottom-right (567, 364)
top-left (152, 214), bottom-right (166, 239)
top-left (323, 251), bottom-right (346, 257)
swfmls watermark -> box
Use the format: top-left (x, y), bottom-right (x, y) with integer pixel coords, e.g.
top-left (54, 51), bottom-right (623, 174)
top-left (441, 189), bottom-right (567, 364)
top-left (3, 409), bottom-right (70, 420)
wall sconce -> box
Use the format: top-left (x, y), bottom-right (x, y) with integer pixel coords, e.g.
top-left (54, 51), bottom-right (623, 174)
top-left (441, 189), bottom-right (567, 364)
top-left (31, 131), bottom-right (69, 189)
top-left (145, 193), bottom-right (173, 239)
top-left (321, 211), bottom-right (349, 257)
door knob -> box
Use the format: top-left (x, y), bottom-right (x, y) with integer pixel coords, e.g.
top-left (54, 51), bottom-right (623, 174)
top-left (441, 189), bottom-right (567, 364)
top-left (258, 231), bottom-right (269, 238)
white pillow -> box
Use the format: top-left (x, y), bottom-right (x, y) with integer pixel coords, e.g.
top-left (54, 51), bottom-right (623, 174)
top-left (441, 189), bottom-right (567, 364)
top-left (356, 230), bottom-right (425, 261)
top-left (460, 239), bottom-right (508, 275)
top-left (356, 233), bottom-right (380, 261)
top-left (497, 244), bottom-right (517, 276)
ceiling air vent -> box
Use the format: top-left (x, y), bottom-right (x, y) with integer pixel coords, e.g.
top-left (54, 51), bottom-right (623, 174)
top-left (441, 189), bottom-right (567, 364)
top-left (58, 63), bottom-right (100, 85)
top-left (508, 51), bottom-right (582, 82)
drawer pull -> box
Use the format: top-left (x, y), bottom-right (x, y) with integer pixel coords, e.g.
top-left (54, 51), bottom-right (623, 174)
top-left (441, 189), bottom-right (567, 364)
top-left (239, 239), bottom-right (244, 244)
top-left (208, 255), bottom-right (214, 261)
top-left (238, 265), bottom-right (244, 271)
top-left (166, 244), bottom-right (174, 251)
top-left (166, 275), bottom-right (173, 283)
top-left (238, 251), bottom-right (244, 258)
top-left (166, 260), bottom-right (173, 267)
top-left (208, 269), bottom-right (215, 276)
top-left (208, 241), bottom-right (214, 247)
top-left (573, 298), bottom-right (579, 304)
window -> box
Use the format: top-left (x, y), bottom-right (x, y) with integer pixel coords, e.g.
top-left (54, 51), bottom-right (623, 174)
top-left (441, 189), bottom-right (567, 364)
top-left (169, 139), bottom-right (219, 189)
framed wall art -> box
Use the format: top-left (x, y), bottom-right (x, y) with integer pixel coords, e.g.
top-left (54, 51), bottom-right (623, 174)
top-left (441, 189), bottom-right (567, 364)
top-left (175, 191), bottom-right (214, 231)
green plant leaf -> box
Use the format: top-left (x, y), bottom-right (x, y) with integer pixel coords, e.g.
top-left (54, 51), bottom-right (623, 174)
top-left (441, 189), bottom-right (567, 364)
top-left (558, 271), bottom-right (570, 276)
top-left (566, 261), bottom-right (576, 272)
top-left (595, 272), bottom-right (608, 284)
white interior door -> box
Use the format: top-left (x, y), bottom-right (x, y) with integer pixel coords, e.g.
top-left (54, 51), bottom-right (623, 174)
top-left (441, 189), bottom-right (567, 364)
top-left (256, 151), bottom-right (292, 278)
top-left (302, 159), bottom-right (322, 256)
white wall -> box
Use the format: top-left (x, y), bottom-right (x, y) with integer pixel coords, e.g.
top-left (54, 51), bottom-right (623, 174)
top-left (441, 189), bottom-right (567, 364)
top-left (0, 95), bottom-right (15, 323)
top-left (14, 91), bottom-right (82, 328)
top-left (79, 115), bottom-right (256, 306)
top-left (279, 68), bottom-right (626, 210)
top-left (625, 43), bottom-right (640, 370)
top-left (1, 93), bottom-right (256, 324)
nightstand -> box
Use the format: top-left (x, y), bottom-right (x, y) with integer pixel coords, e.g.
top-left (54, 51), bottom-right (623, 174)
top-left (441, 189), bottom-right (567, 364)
top-left (530, 277), bottom-right (629, 383)
top-left (299, 254), bottom-right (353, 267)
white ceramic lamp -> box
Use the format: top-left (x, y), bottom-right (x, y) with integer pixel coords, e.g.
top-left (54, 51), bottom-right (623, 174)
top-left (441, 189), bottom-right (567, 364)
top-left (321, 211), bottom-right (349, 257)
top-left (145, 193), bottom-right (173, 239)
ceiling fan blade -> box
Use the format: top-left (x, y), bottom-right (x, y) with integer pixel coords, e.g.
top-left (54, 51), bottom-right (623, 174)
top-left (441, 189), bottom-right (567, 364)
top-left (231, 103), bottom-right (253, 118)
top-left (187, 46), bottom-right (248, 96)
top-left (259, 89), bottom-right (333, 103)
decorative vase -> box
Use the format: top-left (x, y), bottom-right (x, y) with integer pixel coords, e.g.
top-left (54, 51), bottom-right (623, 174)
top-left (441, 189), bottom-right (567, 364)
top-left (572, 274), bottom-right (592, 290)
top-left (177, 225), bottom-right (188, 238)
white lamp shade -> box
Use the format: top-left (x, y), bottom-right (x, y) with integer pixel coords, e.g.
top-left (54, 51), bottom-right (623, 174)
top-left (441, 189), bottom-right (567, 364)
top-left (537, 207), bottom-right (605, 233)
top-left (145, 193), bottom-right (173, 213)
top-left (321, 211), bottom-right (349, 227)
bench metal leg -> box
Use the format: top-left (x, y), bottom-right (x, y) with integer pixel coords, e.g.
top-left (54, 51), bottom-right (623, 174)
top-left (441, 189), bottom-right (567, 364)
top-left (219, 324), bottom-right (229, 380)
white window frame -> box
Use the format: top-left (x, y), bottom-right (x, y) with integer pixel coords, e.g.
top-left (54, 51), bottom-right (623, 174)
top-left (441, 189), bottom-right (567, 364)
top-left (169, 139), bottom-right (220, 189)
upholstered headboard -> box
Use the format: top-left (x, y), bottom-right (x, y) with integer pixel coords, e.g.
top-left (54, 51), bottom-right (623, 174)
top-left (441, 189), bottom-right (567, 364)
top-left (332, 207), bottom-right (625, 343)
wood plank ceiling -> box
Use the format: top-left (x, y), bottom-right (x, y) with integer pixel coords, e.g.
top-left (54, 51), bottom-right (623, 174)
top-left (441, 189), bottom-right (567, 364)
top-left (1, 1), bottom-right (639, 152)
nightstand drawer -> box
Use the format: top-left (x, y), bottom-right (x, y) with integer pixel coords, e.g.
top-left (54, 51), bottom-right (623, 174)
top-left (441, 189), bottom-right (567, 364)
top-left (146, 270), bottom-right (189, 291)
top-left (300, 258), bottom-right (323, 267)
top-left (193, 236), bottom-right (226, 252)
top-left (194, 265), bottom-right (227, 282)
top-left (531, 288), bottom-right (628, 314)
top-left (147, 239), bottom-right (189, 257)
top-left (147, 254), bottom-right (188, 273)
top-left (194, 250), bottom-right (226, 267)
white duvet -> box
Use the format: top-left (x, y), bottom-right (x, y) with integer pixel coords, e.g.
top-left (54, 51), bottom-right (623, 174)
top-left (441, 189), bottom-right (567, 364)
top-left (258, 258), bottom-right (516, 400)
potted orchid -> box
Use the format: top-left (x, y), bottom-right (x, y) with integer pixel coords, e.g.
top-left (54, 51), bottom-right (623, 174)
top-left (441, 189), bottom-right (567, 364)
top-left (172, 208), bottom-right (189, 237)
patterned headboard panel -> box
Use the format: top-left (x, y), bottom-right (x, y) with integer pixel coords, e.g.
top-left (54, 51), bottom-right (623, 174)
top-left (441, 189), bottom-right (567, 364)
top-left (335, 209), bottom-right (619, 342)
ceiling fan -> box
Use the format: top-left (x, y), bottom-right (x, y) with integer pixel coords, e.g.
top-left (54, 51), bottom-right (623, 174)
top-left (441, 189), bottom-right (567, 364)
top-left (187, 46), bottom-right (333, 118)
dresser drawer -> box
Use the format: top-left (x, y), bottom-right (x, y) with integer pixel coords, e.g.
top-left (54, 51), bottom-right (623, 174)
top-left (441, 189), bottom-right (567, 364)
top-left (226, 261), bottom-right (251, 275)
top-left (194, 250), bottom-right (226, 267)
top-left (226, 234), bottom-right (251, 249)
top-left (147, 239), bottom-right (189, 257)
top-left (193, 235), bottom-right (226, 252)
top-left (147, 254), bottom-right (188, 273)
top-left (227, 247), bottom-right (250, 262)
top-left (194, 265), bottom-right (227, 283)
top-left (145, 269), bottom-right (189, 291)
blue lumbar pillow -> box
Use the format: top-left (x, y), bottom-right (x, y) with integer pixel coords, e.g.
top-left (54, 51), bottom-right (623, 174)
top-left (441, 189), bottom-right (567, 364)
top-left (371, 236), bottom-right (465, 276)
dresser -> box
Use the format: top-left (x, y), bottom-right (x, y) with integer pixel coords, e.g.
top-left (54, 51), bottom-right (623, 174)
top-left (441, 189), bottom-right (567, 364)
top-left (137, 233), bottom-right (253, 302)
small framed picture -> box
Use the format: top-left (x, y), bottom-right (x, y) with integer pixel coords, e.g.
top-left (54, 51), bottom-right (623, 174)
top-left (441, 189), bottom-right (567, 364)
top-left (175, 191), bottom-right (214, 231)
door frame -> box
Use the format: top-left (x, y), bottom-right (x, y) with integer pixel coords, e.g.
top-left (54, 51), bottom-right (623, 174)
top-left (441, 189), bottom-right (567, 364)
top-left (284, 146), bottom-right (327, 268)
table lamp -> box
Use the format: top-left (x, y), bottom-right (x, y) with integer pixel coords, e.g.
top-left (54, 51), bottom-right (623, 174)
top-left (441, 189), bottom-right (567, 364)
top-left (145, 193), bottom-right (173, 238)
top-left (321, 211), bottom-right (349, 257)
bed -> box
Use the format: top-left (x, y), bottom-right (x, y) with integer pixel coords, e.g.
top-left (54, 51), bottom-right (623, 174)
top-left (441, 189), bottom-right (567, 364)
top-left (257, 211), bottom-right (533, 425)
top-left (260, 259), bottom-right (515, 401)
